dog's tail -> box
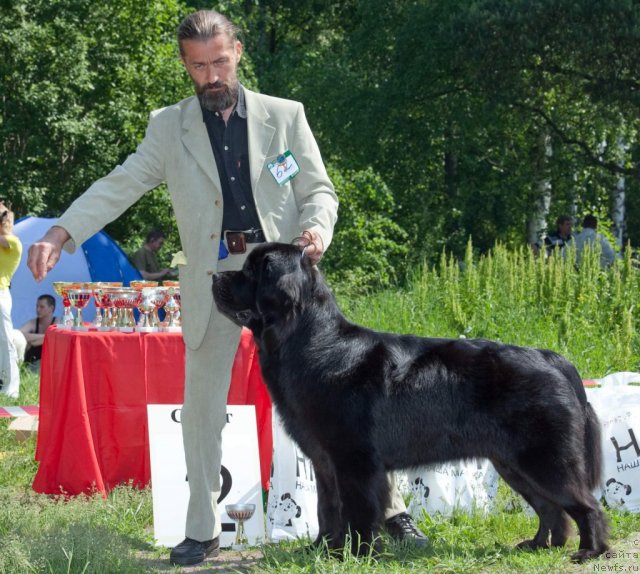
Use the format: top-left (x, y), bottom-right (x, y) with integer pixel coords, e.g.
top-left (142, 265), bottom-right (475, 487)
top-left (541, 350), bottom-right (603, 489)
top-left (584, 401), bottom-right (603, 491)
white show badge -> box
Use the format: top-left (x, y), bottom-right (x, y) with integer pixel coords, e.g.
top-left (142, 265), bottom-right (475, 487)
top-left (267, 150), bottom-right (300, 186)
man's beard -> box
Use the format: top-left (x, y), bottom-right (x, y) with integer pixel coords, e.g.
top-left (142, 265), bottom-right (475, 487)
top-left (196, 79), bottom-right (239, 113)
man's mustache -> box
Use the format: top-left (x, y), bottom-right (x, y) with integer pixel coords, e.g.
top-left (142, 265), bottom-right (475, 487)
top-left (204, 82), bottom-right (226, 90)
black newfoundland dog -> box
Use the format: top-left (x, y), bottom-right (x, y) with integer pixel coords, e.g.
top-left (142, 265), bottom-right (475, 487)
top-left (212, 242), bottom-right (609, 562)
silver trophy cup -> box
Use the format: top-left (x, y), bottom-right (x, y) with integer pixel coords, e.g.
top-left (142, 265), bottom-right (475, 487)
top-left (225, 503), bottom-right (256, 550)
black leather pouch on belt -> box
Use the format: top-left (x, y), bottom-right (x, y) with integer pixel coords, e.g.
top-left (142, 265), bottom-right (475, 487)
top-left (226, 232), bottom-right (247, 254)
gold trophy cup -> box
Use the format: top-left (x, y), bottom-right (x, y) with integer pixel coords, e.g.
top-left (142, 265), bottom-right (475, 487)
top-left (111, 289), bottom-right (142, 332)
top-left (90, 282), bottom-right (123, 329)
top-left (66, 288), bottom-right (93, 331)
top-left (52, 281), bottom-right (80, 328)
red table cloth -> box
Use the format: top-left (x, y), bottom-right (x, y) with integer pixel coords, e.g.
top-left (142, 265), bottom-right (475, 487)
top-left (33, 326), bottom-right (272, 496)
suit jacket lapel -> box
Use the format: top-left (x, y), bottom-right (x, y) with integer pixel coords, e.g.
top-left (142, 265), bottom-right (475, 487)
top-left (181, 97), bottom-right (221, 188)
top-left (244, 89), bottom-right (276, 194)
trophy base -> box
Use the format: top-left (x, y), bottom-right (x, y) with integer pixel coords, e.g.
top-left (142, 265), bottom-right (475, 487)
top-left (117, 327), bottom-right (135, 333)
top-left (71, 326), bottom-right (88, 332)
top-left (136, 326), bottom-right (157, 333)
top-left (231, 544), bottom-right (249, 551)
top-left (97, 326), bottom-right (113, 332)
top-left (162, 326), bottom-right (182, 333)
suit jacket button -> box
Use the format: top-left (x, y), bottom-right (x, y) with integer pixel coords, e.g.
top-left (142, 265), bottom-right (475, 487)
top-left (206, 270), bottom-right (214, 276)
top-left (210, 233), bottom-right (217, 240)
top-left (214, 200), bottom-right (221, 207)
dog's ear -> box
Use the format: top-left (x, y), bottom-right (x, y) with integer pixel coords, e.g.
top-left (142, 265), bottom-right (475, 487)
top-left (276, 272), bottom-right (302, 306)
top-left (257, 270), bottom-right (305, 354)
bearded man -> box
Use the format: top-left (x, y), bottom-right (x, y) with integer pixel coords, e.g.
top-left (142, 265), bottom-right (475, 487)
top-left (27, 10), bottom-right (425, 566)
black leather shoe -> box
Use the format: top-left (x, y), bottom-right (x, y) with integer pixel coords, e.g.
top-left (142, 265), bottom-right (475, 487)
top-left (169, 537), bottom-right (220, 566)
top-left (385, 512), bottom-right (429, 547)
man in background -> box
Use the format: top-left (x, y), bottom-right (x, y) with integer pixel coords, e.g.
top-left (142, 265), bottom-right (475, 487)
top-left (574, 214), bottom-right (617, 268)
top-left (543, 214), bottom-right (573, 257)
top-left (18, 294), bottom-right (57, 370)
top-left (131, 229), bottom-right (176, 281)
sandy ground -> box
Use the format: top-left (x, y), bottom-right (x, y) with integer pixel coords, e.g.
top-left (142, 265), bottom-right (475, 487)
top-left (136, 547), bottom-right (264, 573)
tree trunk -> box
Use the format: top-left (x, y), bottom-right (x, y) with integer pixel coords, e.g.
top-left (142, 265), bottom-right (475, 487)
top-left (526, 132), bottom-right (552, 246)
top-left (612, 137), bottom-right (627, 248)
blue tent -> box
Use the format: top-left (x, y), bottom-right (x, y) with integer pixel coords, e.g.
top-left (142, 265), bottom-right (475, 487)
top-left (10, 217), bottom-right (142, 328)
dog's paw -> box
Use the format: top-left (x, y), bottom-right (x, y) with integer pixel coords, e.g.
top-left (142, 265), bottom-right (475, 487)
top-left (570, 546), bottom-right (609, 563)
top-left (516, 538), bottom-right (549, 551)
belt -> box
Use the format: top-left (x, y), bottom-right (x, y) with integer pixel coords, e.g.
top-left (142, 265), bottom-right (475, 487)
top-left (224, 229), bottom-right (266, 254)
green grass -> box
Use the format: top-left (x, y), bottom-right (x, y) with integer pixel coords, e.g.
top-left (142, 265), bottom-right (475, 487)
top-left (1, 244), bottom-right (640, 572)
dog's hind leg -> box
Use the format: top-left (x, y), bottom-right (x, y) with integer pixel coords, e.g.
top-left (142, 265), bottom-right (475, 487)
top-left (562, 493), bottom-right (609, 563)
top-left (518, 458), bottom-right (608, 562)
top-left (495, 458), bottom-right (608, 562)
top-left (492, 460), bottom-right (569, 550)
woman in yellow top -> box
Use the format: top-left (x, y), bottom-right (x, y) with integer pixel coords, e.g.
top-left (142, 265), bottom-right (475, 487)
top-left (0, 203), bottom-right (22, 398)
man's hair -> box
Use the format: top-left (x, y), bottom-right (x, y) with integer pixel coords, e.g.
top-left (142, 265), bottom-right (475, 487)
top-left (582, 214), bottom-right (598, 229)
top-left (556, 215), bottom-right (572, 227)
top-left (177, 10), bottom-right (238, 54)
top-left (38, 294), bottom-right (56, 310)
top-left (145, 229), bottom-right (166, 244)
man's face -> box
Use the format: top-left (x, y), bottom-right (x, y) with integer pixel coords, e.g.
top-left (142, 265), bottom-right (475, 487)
top-left (150, 237), bottom-right (165, 252)
top-left (181, 35), bottom-right (242, 113)
top-left (36, 300), bottom-right (53, 319)
top-left (559, 220), bottom-right (572, 238)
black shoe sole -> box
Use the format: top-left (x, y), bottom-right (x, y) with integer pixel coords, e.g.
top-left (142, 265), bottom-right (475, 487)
top-left (169, 547), bottom-right (220, 565)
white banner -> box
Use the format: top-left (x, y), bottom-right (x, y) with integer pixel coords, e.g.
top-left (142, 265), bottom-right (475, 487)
top-left (148, 404), bottom-right (265, 547)
top-left (586, 372), bottom-right (640, 513)
top-left (403, 459), bottom-right (499, 518)
top-left (266, 409), bottom-right (319, 542)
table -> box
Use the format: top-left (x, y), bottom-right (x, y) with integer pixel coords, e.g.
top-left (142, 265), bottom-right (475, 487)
top-left (33, 326), bottom-right (272, 496)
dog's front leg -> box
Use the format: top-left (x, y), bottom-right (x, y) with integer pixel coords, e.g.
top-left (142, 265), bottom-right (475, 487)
top-left (310, 452), bottom-right (344, 552)
top-left (334, 453), bottom-right (387, 556)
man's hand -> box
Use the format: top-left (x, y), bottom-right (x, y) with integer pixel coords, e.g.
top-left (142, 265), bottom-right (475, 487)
top-left (293, 229), bottom-right (325, 265)
top-left (27, 226), bottom-right (70, 282)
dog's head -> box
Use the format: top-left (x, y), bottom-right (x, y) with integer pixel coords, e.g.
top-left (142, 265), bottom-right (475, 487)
top-left (212, 242), bottom-right (324, 351)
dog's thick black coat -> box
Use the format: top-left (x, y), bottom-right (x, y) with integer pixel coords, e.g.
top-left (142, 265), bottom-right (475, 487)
top-left (212, 243), bottom-right (609, 561)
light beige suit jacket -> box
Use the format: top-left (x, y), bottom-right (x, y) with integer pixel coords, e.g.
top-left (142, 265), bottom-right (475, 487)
top-left (57, 88), bottom-right (338, 350)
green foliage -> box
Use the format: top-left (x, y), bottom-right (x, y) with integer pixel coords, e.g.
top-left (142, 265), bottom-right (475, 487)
top-left (342, 241), bottom-right (640, 377)
top-left (261, 0), bottom-right (640, 262)
top-left (320, 166), bottom-right (408, 294)
top-left (0, 0), bottom-right (190, 219)
top-left (3, 0), bottom-right (640, 284)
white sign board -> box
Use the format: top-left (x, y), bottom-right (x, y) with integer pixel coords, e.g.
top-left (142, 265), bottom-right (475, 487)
top-left (148, 404), bottom-right (265, 548)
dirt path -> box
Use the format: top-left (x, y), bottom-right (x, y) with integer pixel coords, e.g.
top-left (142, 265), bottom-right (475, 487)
top-left (136, 548), bottom-right (264, 573)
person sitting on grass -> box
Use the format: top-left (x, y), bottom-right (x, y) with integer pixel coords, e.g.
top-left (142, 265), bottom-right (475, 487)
top-left (18, 294), bottom-right (58, 371)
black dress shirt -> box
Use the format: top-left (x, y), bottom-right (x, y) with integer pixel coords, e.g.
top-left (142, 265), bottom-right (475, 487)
top-left (202, 86), bottom-right (262, 232)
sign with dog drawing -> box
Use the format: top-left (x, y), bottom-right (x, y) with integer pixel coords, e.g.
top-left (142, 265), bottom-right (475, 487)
top-left (404, 459), bottom-right (499, 518)
top-left (267, 409), bottom-right (319, 542)
top-left (147, 404), bottom-right (265, 547)
top-left (586, 372), bottom-right (640, 513)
